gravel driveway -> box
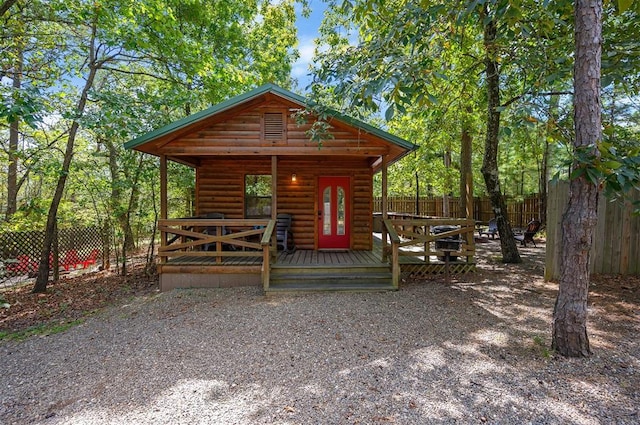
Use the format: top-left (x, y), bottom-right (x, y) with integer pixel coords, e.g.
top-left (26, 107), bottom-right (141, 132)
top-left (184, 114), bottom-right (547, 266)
top-left (2, 242), bottom-right (639, 424)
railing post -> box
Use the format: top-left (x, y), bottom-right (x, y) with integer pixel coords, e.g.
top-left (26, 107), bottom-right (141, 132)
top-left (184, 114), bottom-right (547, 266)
top-left (383, 219), bottom-right (401, 289)
top-left (260, 220), bottom-right (276, 291)
top-left (391, 239), bottom-right (399, 289)
top-left (466, 219), bottom-right (475, 263)
top-left (159, 219), bottom-right (166, 264)
top-left (262, 246), bottom-right (270, 291)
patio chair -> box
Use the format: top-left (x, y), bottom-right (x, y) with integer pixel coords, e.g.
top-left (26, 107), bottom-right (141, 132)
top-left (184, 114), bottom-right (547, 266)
top-left (201, 212), bottom-right (228, 251)
top-left (276, 213), bottom-right (295, 253)
top-left (478, 218), bottom-right (498, 239)
top-left (514, 219), bottom-right (542, 247)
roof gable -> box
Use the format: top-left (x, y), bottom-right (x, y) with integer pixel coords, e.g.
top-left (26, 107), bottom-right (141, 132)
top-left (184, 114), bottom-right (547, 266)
top-left (124, 84), bottom-right (417, 168)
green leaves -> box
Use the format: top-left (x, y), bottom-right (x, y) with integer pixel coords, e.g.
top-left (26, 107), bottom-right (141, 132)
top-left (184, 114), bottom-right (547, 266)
top-left (564, 141), bottom-right (640, 206)
top-left (0, 87), bottom-right (43, 128)
top-left (618, 0), bottom-right (634, 13)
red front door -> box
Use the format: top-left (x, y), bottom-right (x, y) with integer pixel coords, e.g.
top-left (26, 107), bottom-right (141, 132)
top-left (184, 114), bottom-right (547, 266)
top-left (318, 176), bottom-right (350, 249)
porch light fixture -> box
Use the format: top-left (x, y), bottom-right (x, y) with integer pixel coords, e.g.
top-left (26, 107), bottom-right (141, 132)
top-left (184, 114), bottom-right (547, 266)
top-left (291, 173), bottom-right (297, 182)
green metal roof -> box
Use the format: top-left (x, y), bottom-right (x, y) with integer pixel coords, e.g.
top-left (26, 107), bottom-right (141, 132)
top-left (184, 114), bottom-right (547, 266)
top-left (124, 83), bottom-right (417, 154)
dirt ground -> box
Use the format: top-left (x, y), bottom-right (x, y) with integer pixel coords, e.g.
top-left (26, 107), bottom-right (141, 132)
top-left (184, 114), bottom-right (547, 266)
top-left (0, 259), bottom-right (159, 336)
top-left (1, 239), bottom-right (639, 344)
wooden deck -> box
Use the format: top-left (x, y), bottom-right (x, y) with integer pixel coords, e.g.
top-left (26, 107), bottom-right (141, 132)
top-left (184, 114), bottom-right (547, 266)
top-left (156, 217), bottom-right (476, 292)
top-left (277, 249), bottom-right (382, 266)
top-left (161, 246), bottom-right (472, 268)
top-left (158, 249), bottom-right (395, 293)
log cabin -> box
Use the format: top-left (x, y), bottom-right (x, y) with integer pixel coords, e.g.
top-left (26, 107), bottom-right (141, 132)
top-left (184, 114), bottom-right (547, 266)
top-left (125, 84), bottom-right (476, 293)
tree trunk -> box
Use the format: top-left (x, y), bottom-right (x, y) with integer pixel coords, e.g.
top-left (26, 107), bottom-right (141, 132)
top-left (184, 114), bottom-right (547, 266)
top-left (120, 153), bottom-right (145, 275)
top-left (415, 171), bottom-right (420, 216)
top-left (5, 29), bottom-right (23, 220)
top-left (460, 121), bottom-right (473, 219)
top-left (33, 24), bottom-right (100, 293)
top-left (443, 149), bottom-right (451, 217)
top-left (0, 0), bottom-right (18, 16)
top-left (552, 0), bottom-right (602, 357)
top-left (104, 139), bottom-right (136, 252)
top-left (481, 14), bottom-right (521, 263)
top-left (540, 95), bottom-right (559, 225)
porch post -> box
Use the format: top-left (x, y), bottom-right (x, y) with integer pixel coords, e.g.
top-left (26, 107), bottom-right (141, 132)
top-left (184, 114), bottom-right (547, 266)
top-left (159, 154), bottom-right (168, 262)
top-left (381, 155), bottom-right (388, 260)
top-left (270, 155), bottom-right (278, 263)
top-left (160, 154), bottom-right (167, 220)
top-left (271, 155), bottom-right (277, 220)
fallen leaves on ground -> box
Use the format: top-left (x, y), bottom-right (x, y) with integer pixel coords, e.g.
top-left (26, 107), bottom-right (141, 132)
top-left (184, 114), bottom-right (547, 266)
top-left (1, 260), bottom-right (158, 336)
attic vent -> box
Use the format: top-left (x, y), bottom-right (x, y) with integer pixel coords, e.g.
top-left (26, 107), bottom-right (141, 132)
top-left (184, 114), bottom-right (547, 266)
top-left (263, 112), bottom-right (284, 140)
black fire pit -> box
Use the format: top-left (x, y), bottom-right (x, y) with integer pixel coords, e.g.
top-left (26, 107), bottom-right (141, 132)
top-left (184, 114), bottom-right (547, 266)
top-left (432, 225), bottom-right (461, 261)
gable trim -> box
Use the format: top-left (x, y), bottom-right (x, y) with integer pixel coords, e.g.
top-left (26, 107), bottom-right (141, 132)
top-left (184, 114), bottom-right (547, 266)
top-left (124, 83), bottom-right (417, 157)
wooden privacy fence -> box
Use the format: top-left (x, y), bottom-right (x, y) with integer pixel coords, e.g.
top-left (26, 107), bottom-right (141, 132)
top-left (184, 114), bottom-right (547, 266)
top-left (545, 181), bottom-right (640, 279)
top-left (374, 195), bottom-right (543, 228)
top-left (0, 226), bottom-right (106, 279)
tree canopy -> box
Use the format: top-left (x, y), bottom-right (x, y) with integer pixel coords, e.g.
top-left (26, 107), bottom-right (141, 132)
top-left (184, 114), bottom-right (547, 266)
top-left (0, 0), bottom-right (302, 291)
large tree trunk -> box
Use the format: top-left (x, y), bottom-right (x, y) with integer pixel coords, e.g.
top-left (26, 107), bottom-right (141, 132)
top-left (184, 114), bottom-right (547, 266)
top-left (5, 27), bottom-right (23, 220)
top-left (104, 139), bottom-right (136, 253)
top-left (443, 149), bottom-right (451, 217)
top-left (460, 118), bottom-right (473, 219)
top-left (481, 14), bottom-right (521, 263)
top-left (540, 95), bottom-right (560, 225)
top-left (552, 0), bottom-right (602, 357)
top-left (32, 25), bottom-right (100, 293)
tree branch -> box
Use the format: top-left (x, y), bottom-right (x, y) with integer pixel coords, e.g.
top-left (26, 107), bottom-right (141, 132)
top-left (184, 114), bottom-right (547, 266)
top-left (0, 0), bottom-right (18, 17)
top-left (100, 65), bottom-right (178, 84)
top-left (501, 91), bottom-right (573, 109)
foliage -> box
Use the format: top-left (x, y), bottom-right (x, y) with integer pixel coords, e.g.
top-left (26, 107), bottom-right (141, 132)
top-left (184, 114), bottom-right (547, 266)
top-left (0, 0), bottom-right (301, 239)
top-left (309, 0), bottom-right (639, 203)
top-left (310, 1), bottom-right (578, 200)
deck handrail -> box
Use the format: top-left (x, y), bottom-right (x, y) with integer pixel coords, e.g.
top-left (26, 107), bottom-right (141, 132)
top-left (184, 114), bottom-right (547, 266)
top-left (158, 219), bottom-right (271, 265)
top-left (260, 220), bottom-right (277, 291)
top-left (383, 219), bottom-right (401, 289)
top-left (384, 217), bottom-right (476, 265)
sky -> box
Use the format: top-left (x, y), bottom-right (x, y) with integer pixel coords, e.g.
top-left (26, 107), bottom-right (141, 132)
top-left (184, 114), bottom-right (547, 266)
top-left (292, 1), bottom-right (328, 91)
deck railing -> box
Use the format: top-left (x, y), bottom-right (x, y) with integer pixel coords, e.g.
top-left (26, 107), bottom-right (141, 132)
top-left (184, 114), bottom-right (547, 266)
top-left (158, 218), bottom-right (275, 265)
top-left (381, 217), bottom-right (476, 281)
top-left (260, 220), bottom-right (277, 291)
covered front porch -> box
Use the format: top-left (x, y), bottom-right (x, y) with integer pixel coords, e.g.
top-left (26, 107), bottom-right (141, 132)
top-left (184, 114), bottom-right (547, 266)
top-left (157, 217), bottom-right (476, 293)
top-left (126, 84), bottom-right (475, 293)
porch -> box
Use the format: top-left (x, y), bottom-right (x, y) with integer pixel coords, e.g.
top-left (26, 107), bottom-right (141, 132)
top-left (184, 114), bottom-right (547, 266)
top-left (157, 217), bottom-right (476, 293)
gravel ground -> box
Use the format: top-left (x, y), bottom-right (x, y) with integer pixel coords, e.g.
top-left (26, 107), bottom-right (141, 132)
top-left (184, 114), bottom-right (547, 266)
top-left (1, 241), bottom-right (639, 424)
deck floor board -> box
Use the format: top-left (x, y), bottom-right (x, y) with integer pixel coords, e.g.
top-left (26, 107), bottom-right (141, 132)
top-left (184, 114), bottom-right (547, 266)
top-left (165, 249), bottom-right (383, 267)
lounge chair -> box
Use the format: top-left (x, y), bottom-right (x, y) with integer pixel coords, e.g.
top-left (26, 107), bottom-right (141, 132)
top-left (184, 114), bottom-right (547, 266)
top-left (515, 219), bottom-right (542, 247)
top-left (478, 218), bottom-right (498, 239)
top-left (276, 213), bottom-right (295, 253)
top-left (202, 212), bottom-right (228, 251)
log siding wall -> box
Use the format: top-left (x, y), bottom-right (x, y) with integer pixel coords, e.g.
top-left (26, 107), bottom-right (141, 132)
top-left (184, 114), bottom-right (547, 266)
top-left (174, 104), bottom-right (390, 157)
top-left (197, 157), bottom-right (373, 251)
top-left (187, 100), bottom-right (387, 251)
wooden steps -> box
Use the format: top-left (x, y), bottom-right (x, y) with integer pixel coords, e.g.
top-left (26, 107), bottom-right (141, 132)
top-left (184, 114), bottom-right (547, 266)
top-left (266, 263), bottom-right (396, 294)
